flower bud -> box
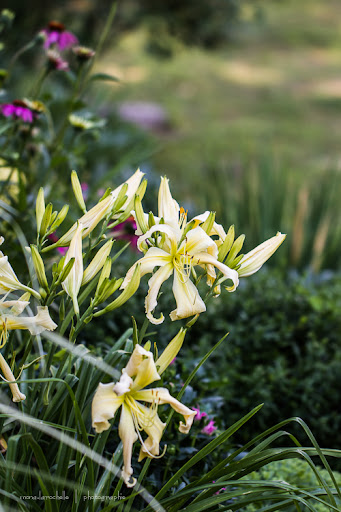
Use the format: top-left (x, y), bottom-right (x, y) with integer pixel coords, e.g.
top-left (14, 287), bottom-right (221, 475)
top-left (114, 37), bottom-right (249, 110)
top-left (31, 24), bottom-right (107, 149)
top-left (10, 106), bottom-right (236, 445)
top-left (155, 328), bottom-right (186, 375)
top-left (225, 234), bottom-right (245, 267)
top-left (39, 203), bottom-right (53, 237)
top-left (36, 187), bottom-right (45, 234)
top-left (218, 225), bottom-right (235, 262)
top-left (94, 264), bottom-right (140, 315)
top-left (30, 245), bottom-right (49, 290)
top-left (48, 204), bottom-right (69, 233)
top-left (61, 223), bottom-right (83, 315)
top-left (94, 276), bottom-right (123, 305)
top-left (134, 194), bottom-right (148, 234)
top-left (82, 239), bottom-right (113, 286)
top-left (238, 232), bottom-right (286, 277)
top-left (71, 170), bottom-right (87, 213)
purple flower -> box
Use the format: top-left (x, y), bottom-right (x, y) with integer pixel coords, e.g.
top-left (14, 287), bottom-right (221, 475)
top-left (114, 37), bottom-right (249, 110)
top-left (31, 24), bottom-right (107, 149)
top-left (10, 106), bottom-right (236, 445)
top-left (42, 21), bottom-right (78, 51)
top-left (193, 407), bottom-right (208, 421)
top-left (47, 50), bottom-right (69, 71)
top-left (81, 182), bottom-right (89, 201)
top-left (48, 233), bottom-right (67, 255)
top-left (110, 216), bottom-right (138, 250)
top-left (0, 100), bottom-right (35, 123)
top-left (201, 420), bottom-right (217, 435)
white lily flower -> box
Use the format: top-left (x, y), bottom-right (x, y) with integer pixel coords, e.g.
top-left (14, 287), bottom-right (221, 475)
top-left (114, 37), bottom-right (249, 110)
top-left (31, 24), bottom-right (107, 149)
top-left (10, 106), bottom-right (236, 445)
top-left (0, 295), bottom-right (57, 402)
top-left (122, 177), bottom-right (239, 324)
top-left (238, 232), bottom-right (286, 277)
top-left (92, 329), bottom-right (194, 487)
top-left (54, 169), bottom-right (144, 247)
top-left (0, 297), bottom-right (57, 341)
top-left (0, 250), bottom-right (41, 300)
top-left (62, 222), bottom-right (83, 315)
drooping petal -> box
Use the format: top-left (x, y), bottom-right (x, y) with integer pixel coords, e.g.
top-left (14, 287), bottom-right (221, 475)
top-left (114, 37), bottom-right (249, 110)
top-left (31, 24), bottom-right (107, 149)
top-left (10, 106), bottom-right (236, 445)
top-left (192, 252), bottom-right (239, 292)
top-left (237, 232), bottom-right (286, 277)
top-left (145, 263), bottom-right (174, 325)
top-left (170, 269), bottom-right (206, 321)
top-left (158, 177), bottom-right (180, 227)
top-left (92, 382), bottom-right (124, 434)
top-left (137, 402), bottom-right (166, 461)
top-left (119, 403), bottom-right (138, 487)
top-left (0, 353), bottom-right (26, 402)
top-left (5, 306), bottom-right (57, 334)
top-left (121, 247), bottom-right (171, 290)
top-left (133, 388), bottom-right (196, 434)
top-left (0, 299), bottom-right (30, 315)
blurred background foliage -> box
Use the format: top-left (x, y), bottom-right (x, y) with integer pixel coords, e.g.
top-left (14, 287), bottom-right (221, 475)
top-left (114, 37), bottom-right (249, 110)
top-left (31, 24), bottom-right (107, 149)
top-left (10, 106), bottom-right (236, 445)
top-left (2, 0), bottom-right (341, 489)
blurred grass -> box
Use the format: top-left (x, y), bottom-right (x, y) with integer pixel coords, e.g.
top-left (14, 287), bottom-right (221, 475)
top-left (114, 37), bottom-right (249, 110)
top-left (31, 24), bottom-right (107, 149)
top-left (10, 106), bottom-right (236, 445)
top-left (94, 0), bottom-right (341, 202)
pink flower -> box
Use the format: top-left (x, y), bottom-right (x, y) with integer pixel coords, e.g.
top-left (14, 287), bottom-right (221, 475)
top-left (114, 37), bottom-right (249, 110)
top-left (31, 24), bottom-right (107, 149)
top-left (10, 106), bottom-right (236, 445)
top-left (169, 357), bottom-right (176, 365)
top-left (213, 481), bottom-right (227, 495)
top-left (109, 216), bottom-right (138, 250)
top-left (42, 21), bottom-right (78, 51)
top-left (1, 100), bottom-right (35, 123)
top-left (47, 50), bottom-right (69, 71)
top-left (193, 407), bottom-right (208, 421)
top-left (201, 420), bottom-right (217, 435)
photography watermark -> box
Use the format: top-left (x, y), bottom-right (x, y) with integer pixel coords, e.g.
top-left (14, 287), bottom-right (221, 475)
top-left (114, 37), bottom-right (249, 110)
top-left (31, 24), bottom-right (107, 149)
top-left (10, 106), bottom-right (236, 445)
top-left (19, 491), bottom-right (125, 502)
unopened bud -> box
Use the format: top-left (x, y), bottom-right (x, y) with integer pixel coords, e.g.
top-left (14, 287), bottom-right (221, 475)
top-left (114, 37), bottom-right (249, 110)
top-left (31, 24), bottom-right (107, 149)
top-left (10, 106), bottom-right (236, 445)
top-left (82, 240), bottom-right (113, 286)
top-left (30, 245), bottom-right (49, 290)
top-left (200, 211), bottom-right (215, 236)
top-left (95, 276), bottom-right (123, 305)
top-left (36, 187), bottom-right (45, 234)
top-left (225, 234), bottom-right (245, 267)
top-left (71, 170), bottom-right (87, 213)
top-left (39, 203), bottom-right (53, 237)
top-left (218, 225), bottom-right (235, 262)
top-left (48, 204), bottom-right (69, 233)
top-left (94, 264), bottom-right (140, 315)
top-left (134, 194), bottom-right (148, 234)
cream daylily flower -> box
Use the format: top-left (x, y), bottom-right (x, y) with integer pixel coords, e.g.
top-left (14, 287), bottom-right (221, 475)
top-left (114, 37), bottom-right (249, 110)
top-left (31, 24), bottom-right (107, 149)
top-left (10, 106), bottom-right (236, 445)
top-left (122, 177), bottom-right (239, 324)
top-left (0, 295), bottom-right (57, 402)
top-left (92, 329), bottom-right (195, 487)
top-left (0, 251), bottom-right (41, 300)
top-left (0, 297), bottom-right (57, 341)
top-left (53, 169), bottom-right (144, 248)
top-left (237, 232), bottom-right (286, 277)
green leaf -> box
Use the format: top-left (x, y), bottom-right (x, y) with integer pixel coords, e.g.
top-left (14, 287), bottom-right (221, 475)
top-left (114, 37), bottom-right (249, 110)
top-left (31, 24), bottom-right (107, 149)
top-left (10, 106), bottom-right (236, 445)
top-left (90, 72), bottom-right (120, 83)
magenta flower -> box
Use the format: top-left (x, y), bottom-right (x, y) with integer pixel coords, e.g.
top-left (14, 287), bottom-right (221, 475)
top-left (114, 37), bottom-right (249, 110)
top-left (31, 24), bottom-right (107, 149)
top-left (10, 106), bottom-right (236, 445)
top-left (1, 100), bottom-right (34, 123)
top-left (193, 407), bottom-right (208, 421)
top-left (48, 233), bottom-right (67, 255)
top-left (109, 216), bottom-right (138, 250)
top-left (81, 183), bottom-right (89, 201)
top-left (42, 21), bottom-right (78, 51)
top-left (201, 420), bottom-right (217, 435)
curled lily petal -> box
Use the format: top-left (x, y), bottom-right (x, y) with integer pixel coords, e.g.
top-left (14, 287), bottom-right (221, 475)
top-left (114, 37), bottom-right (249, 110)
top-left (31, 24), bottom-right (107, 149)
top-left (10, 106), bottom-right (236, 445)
top-left (92, 382), bottom-right (124, 433)
top-left (119, 403), bottom-right (138, 488)
top-left (137, 402), bottom-right (166, 462)
top-left (137, 223), bottom-right (179, 253)
top-left (0, 353), bottom-right (26, 402)
top-left (4, 306), bottom-right (57, 335)
top-left (133, 388), bottom-right (196, 434)
top-left (170, 269), bottom-right (206, 321)
top-left (191, 211), bottom-right (226, 241)
top-left (145, 263), bottom-right (174, 325)
top-left (192, 252), bottom-right (239, 292)
top-left (121, 247), bottom-right (171, 290)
